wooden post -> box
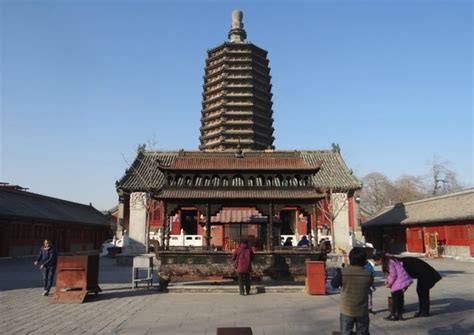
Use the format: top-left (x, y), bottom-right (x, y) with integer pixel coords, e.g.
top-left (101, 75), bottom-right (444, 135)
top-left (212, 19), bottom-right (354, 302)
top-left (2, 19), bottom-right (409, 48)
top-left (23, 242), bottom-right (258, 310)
top-left (206, 203), bottom-right (211, 250)
top-left (311, 204), bottom-right (317, 249)
top-left (267, 203), bottom-right (274, 251)
top-left (164, 203), bottom-right (171, 251)
top-left (161, 202), bottom-right (167, 250)
top-left (329, 189), bottom-right (336, 252)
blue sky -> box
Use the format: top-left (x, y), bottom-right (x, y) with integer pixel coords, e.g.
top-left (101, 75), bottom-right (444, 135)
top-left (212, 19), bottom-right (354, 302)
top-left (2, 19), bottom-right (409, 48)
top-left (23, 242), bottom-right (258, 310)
top-left (1, 0), bottom-right (472, 210)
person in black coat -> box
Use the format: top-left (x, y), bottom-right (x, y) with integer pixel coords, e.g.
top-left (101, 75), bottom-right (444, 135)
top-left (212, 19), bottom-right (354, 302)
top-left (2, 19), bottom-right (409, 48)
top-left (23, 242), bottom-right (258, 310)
top-left (34, 239), bottom-right (58, 296)
top-left (397, 257), bottom-right (441, 317)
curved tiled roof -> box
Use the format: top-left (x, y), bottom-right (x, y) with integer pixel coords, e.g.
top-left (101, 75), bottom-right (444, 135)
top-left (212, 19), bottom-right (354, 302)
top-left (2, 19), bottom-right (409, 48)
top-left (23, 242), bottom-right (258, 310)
top-left (164, 156), bottom-right (316, 171)
top-left (116, 150), bottom-right (361, 193)
top-left (0, 189), bottom-right (110, 226)
top-left (158, 189), bottom-right (324, 200)
top-left (300, 151), bottom-right (361, 191)
top-left (117, 151), bottom-right (179, 191)
top-left (362, 188), bottom-right (474, 227)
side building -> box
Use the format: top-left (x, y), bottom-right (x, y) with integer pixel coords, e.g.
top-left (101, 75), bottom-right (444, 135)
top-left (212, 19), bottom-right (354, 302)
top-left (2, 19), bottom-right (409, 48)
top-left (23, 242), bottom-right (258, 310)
top-left (0, 185), bottom-right (111, 257)
top-left (362, 188), bottom-right (474, 257)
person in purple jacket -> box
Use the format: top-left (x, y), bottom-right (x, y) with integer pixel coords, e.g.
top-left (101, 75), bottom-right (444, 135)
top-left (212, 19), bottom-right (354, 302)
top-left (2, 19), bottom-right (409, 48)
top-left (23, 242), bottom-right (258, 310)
top-left (232, 237), bottom-right (254, 295)
top-left (382, 254), bottom-right (413, 321)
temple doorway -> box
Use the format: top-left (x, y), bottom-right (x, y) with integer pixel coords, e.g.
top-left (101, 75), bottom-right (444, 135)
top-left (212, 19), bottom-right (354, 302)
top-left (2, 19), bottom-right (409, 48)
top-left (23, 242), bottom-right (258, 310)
top-left (181, 210), bottom-right (198, 235)
top-left (280, 210), bottom-right (296, 234)
top-left (224, 223), bottom-right (261, 250)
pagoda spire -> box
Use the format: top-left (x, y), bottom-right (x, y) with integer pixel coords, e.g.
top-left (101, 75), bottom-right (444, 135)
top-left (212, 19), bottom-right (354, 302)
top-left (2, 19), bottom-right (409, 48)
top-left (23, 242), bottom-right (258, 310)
top-left (228, 10), bottom-right (247, 43)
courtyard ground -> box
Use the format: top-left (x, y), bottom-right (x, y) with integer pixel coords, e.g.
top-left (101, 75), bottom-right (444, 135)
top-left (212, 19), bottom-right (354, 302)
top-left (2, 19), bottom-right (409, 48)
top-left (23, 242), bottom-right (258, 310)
top-left (0, 254), bottom-right (473, 335)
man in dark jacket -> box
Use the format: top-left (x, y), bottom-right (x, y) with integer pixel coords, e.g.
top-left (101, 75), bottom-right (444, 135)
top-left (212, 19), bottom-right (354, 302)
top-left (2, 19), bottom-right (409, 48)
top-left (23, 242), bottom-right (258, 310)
top-left (331, 247), bottom-right (373, 335)
top-left (232, 238), bottom-right (254, 295)
top-left (398, 257), bottom-right (441, 317)
top-left (34, 239), bottom-right (58, 296)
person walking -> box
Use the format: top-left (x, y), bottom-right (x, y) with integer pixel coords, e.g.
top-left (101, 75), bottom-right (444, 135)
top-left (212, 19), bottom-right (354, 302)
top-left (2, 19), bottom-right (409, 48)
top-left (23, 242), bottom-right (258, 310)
top-left (34, 239), bottom-right (58, 296)
top-left (364, 255), bottom-right (379, 314)
top-left (331, 247), bottom-right (373, 335)
top-left (232, 238), bottom-right (254, 295)
top-left (382, 254), bottom-right (413, 321)
top-left (397, 256), bottom-right (441, 317)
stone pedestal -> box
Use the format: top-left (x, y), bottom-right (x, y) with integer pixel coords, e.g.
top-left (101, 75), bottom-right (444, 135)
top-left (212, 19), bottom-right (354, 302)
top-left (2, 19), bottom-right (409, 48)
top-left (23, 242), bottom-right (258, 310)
top-left (332, 193), bottom-right (351, 252)
top-left (123, 192), bottom-right (148, 255)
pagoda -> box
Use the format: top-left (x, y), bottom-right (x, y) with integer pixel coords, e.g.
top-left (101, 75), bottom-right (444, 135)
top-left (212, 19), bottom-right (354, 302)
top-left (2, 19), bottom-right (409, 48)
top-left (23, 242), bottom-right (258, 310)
top-left (115, 11), bottom-right (362, 280)
top-left (200, 10), bottom-right (274, 151)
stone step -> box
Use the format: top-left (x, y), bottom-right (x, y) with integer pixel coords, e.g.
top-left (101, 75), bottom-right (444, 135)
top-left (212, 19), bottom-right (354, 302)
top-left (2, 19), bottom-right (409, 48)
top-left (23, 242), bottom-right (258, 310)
top-left (166, 284), bottom-right (306, 293)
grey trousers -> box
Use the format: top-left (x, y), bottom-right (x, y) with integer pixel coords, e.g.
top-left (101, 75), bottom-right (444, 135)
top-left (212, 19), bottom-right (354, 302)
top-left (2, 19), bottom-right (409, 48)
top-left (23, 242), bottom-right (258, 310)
top-left (340, 313), bottom-right (369, 335)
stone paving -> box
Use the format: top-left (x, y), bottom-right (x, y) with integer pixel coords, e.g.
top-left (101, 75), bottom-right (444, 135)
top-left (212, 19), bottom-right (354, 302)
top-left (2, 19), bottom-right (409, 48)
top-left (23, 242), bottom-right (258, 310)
top-left (0, 256), bottom-right (473, 335)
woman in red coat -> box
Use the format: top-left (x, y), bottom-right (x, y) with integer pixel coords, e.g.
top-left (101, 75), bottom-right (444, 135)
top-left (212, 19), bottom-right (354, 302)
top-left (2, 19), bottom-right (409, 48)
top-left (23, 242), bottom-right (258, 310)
top-left (232, 238), bottom-right (254, 295)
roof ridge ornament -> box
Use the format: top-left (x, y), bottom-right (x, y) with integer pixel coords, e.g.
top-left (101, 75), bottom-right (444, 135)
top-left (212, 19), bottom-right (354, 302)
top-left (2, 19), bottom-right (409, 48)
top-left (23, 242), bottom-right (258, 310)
top-left (331, 143), bottom-right (341, 153)
top-left (228, 10), bottom-right (247, 43)
top-left (137, 143), bottom-right (146, 153)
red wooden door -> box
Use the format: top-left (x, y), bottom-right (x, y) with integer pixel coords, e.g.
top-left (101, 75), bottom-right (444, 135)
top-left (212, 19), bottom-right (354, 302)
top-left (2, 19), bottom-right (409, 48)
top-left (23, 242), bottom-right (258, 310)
top-left (469, 225), bottom-right (474, 257)
top-left (407, 227), bottom-right (423, 253)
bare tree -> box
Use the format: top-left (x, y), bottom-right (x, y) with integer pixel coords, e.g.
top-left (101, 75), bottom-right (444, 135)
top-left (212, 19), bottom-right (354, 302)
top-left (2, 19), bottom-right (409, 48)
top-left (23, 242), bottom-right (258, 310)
top-left (430, 159), bottom-right (463, 195)
top-left (360, 158), bottom-right (464, 215)
top-left (392, 175), bottom-right (427, 203)
top-left (360, 172), bottom-right (395, 214)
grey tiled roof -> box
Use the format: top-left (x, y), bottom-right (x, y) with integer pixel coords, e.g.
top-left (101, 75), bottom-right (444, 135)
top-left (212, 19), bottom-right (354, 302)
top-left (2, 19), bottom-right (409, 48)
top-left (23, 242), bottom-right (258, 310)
top-left (118, 151), bottom-right (179, 191)
top-left (362, 188), bottom-right (474, 227)
top-left (0, 189), bottom-right (110, 226)
top-left (300, 151), bottom-right (361, 191)
top-left (116, 150), bottom-right (361, 193)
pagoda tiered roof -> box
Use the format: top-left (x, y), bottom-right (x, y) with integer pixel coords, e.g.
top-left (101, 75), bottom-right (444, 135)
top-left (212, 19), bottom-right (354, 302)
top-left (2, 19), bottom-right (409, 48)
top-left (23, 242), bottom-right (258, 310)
top-left (199, 13), bottom-right (275, 151)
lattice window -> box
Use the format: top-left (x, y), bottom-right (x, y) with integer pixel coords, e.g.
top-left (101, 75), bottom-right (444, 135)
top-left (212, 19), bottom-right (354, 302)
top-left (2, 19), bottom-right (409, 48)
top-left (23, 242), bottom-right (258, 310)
top-left (185, 177), bottom-right (192, 186)
top-left (248, 177), bottom-right (255, 187)
top-left (194, 176), bottom-right (202, 186)
top-left (290, 177), bottom-right (297, 186)
top-left (212, 175), bottom-right (220, 186)
top-left (274, 175), bottom-right (283, 187)
top-left (222, 177), bottom-right (229, 187)
top-left (232, 175), bottom-right (245, 187)
top-left (266, 177), bottom-right (273, 187)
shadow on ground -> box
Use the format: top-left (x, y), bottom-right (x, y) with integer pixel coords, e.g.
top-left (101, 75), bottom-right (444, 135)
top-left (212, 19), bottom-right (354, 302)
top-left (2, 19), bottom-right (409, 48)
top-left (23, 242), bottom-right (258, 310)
top-left (437, 270), bottom-right (466, 277)
top-left (373, 297), bottom-right (474, 319)
top-left (429, 298), bottom-right (474, 316)
top-left (85, 286), bottom-right (161, 302)
top-left (428, 319), bottom-right (474, 335)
